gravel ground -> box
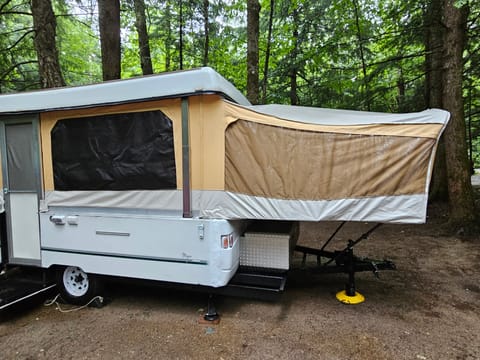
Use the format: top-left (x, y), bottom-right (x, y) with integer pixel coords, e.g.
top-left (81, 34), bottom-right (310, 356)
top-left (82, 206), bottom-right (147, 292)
top-left (0, 203), bottom-right (479, 360)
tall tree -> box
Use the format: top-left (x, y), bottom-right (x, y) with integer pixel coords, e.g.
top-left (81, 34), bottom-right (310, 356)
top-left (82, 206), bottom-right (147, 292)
top-left (289, 6), bottom-right (299, 106)
top-left (202, 0), bottom-right (209, 66)
top-left (425, 0), bottom-right (444, 109)
top-left (98, 0), bottom-right (121, 80)
top-left (442, 0), bottom-right (476, 225)
top-left (426, 0), bottom-right (448, 200)
top-left (31, 0), bottom-right (65, 88)
top-left (352, 0), bottom-right (370, 110)
top-left (133, 0), bottom-right (153, 75)
top-left (164, 1), bottom-right (173, 71)
top-left (247, 0), bottom-right (260, 104)
top-left (262, 0), bottom-right (274, 104)
top-left (464, 5), bottom-right (480, 172)
top-left (179, 0), bottom-right (184, 70)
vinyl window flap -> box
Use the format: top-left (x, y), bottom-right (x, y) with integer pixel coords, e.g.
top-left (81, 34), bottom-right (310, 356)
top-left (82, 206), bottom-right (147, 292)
top-left (51, 110), bottom-right (176, 191)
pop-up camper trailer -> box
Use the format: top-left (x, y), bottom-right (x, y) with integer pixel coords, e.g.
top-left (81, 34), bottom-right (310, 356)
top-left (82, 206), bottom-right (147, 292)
top-left (0, 67), bottom-right (449, 309)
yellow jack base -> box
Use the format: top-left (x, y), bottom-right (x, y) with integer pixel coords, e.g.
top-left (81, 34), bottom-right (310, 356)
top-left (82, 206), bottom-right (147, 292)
top-left (336, 290), bottom-right (365, 305)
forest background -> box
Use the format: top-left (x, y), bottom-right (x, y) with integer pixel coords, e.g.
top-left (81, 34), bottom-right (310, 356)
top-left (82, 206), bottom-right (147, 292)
top-left (0, 0), bottom-right (479, 226)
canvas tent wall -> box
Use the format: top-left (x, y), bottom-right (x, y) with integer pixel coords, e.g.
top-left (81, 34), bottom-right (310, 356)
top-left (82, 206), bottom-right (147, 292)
top-left (41, 97), bottom-right (448, 224)
top-left (219, 103), bottom-right (449, 223)
top-left (0, 67), bottom-right (449, 224)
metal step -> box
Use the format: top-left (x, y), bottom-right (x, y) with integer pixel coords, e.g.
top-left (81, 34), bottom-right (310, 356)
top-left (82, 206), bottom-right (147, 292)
top-left (0, 268), bottom-right (56, 311)
top-left (216, 267), bottom-right (288, 301)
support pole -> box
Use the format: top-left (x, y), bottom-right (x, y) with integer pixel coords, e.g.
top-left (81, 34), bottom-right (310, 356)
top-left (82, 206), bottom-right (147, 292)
top-left (181, 97), bottom-right (192, 218)
top-left (204, 294), bottom-right (219, 321)
top-left (336, 240), bottom-right (365, 304)
top-left (345, 243), bottom-right (357, 297)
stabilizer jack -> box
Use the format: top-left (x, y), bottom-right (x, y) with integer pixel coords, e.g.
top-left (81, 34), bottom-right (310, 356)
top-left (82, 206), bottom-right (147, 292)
top-left (295, 223), bottom-right (396, 304)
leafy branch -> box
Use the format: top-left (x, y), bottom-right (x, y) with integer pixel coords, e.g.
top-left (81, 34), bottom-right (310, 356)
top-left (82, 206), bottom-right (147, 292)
top-left (0, 60), bottom-right (37, 81)
top-left (0, 29), bottom-right (35, 53)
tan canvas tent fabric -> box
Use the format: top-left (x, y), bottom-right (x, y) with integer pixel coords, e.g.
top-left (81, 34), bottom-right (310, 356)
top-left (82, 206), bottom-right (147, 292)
top-left (41, 98), bottom-right (448, 224)
top-left (0, 68), bottom-right (449, 223)
top-left (197, 102), bottom-right (449, 223)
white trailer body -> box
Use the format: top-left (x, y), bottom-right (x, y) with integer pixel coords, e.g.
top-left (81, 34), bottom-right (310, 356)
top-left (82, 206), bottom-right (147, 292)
top-left (40, 208), bottom-right (242, 287)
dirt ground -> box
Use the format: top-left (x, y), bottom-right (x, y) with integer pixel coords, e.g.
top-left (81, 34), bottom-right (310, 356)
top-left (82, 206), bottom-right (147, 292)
top-left (0, 202), bottom-right (479, 359)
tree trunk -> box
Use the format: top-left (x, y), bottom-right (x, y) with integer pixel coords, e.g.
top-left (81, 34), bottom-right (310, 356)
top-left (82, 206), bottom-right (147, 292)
top-left (98, 0), bottom-right (121, 80)
top-left (165, 2), bottom-right (172, 71)
top-left (133, 0), bottom-right (153, 75)
top-left (31, 0), bottom-right (65, 88)
top-left (397, 67), bottom-right (405, 111)
top-left (352, 0), bottom-right (370, 111)
top-left (426, 0), bottom-right (448, 201)
top-left (430, 138), bottom-right (448, 201)
top-left (466, 83), bottom-right (474, 173)
top-left (442, 0), bottom-right (475, 225)
top-left (202, 0), bottom-right (209, 66)
top-left (262, 0), bottom-right (274, 104)
top-left (246, 0), bottom-right (260, 104)
top-left (289, 8), bottom-right (299, 106)
top-left (425, 0), bottom-right (444, 109)
top-left (179, 0), bottom-right (184, 70)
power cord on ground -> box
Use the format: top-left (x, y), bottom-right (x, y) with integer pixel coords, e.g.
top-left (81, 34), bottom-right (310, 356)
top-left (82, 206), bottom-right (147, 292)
top-left (44, 294), bottom-right (104, 313)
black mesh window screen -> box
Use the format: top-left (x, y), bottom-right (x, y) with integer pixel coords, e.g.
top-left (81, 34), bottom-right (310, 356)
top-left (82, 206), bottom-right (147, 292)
top-left (51, 110), bottom-right (177, 191)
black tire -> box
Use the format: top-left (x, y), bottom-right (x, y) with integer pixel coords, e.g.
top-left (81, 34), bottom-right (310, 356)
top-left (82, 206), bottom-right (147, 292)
top-left (56, 266), bottom-right (102, 306)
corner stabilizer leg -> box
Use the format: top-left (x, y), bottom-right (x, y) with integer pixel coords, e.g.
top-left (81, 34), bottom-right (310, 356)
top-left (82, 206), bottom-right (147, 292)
top-left (336, 241), bottom-right (365, 305)
top-left (201, 294), bottom-right (220, 323)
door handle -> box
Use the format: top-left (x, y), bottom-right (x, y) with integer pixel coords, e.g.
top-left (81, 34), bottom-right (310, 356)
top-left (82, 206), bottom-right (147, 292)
top-left (3, 188), bottom-right (8, 195)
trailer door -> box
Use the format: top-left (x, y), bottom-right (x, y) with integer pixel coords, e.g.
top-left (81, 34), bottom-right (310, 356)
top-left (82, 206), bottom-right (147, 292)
top-left (0, 116), bottom-right (42, 266)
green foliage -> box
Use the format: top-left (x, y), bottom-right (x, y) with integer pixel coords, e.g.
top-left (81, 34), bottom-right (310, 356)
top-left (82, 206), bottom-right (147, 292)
top-left (0, 0), bottom-right (38, 92)
top-left (0, 0), bottom-right (479, 166)
top-left (54, 0), bottom-right (102, 85)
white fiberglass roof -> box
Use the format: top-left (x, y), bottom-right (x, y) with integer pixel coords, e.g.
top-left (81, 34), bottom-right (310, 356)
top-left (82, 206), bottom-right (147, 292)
top-left (251, 104), bottom-right (450, 126)
top-left (0, 67), bottom-right (251, 114)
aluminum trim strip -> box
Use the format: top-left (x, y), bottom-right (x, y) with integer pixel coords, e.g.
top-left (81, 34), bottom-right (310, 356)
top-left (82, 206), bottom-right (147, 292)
top-left (41, 247), bottom-right (208, 265)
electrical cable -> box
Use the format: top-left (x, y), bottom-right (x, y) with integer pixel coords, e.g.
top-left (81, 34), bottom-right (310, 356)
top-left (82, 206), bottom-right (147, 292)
top-left (44, 293), bottom-right (104, 313)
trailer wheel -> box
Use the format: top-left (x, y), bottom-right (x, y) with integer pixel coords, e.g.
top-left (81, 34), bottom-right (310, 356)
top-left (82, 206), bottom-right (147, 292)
top-left (56, 266), bottom-right (101, 305)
